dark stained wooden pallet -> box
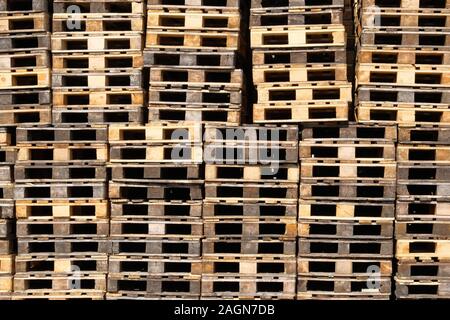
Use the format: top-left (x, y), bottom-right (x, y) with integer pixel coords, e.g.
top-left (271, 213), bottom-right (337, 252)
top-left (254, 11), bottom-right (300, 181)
top-left (205, 183), bottom-right (299, 202)
top-left (144, 50), bottom-right (236, 68)
top-left (204, 145), bottom-right (298, 164)
top-left (16, 219), bottom-right (109, 238)
top-left (301, 123), bottom-right (397, 141)
top-left (16, 126), bottom-right (108, 144)
top-left (0, 33), bottom-right (50, 52)
top-left (399, 125), bottom-right (450, 144)
top-left (110, 238), bottom-right (201, 257)
top-left (0, 0), bottom-right (48, 12)
top-left (110, 164), bottom-right (202, 182)
top-left (109, 144), bottom-right (202, 164)
top-left (13, 274), bottom-right (106, 292)
top-left (250, 9), bottom-right (343, 27)
top-left (148, 106), bottom-right (241, 125)
top-left (110, 200), bottom-right (202, 219)
top-left (53, 1), bottom-right (144, 15)
top-left (149, 86), bottom-right (242, 105)
top-left (203, 200), bottom-right (297, 219)
top-left (109, 182), bottom-right (203, 200)
top-left (395, 280), bottom-right (450, 299)
top-left (0, 200), bottom-right (14, 219)
top-left (299, 239), bottom-right (394, 258)
top-left (14, 183), bottom-right (107, 200)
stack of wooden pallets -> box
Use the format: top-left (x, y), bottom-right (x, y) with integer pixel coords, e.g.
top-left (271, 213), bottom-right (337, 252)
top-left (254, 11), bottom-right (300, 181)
top-left (144, 0), bottom-right (243, 125)
top-left (51, 0), bottom-right (145, 125)
top-left (107, 122), bottom-right (203, 299)
top-left (13, 126), bottom-right (109, 300)
top-left (0, 0), bottom-right (51, 126)
top-left (202, 125), bottom-right (298, 299)
top-left (395, 126), bottom-right (450, 299)
top-left (0, 128), bottom-right (13, 300)
top-left (298, 124), bottom-right (396, 299)
top-left (250, 0), bottom-right (352, 124)
top-left (355, 0), bottom-right (450, 124)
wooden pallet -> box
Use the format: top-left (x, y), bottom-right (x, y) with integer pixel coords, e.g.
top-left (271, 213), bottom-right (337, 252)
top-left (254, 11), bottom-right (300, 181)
top-left (53, 88), bottom-right (144, 107)
top-left (396, 220), bottom-right (450, 239)
top-left (17, 126), bottom-right (108, 144)
top-left (397, 181), bottom-right (450, 201)
top-left (148, 106), bottom-right (241, 125)
top-left (357, 86), bottom-right (450, 105)
top-left (109, 145), bottom-right (203, 164)
top-left (53, 52), bottom-right (143, 71)
top-left (297, 277), bottom-right (391, 300)
top-left (53, 16), bottom-right (144, 33)
top-left (205, 183), bottom-right (299, 202)
top-left (15, 255), bottom-right (108, 274)
top-left (398, 164), bottom-right (450, 182)
top-left (0, 200), bottom-right (14, 219)
top-left (14, 274), bottom-right (106, 292)
top-left (204, 144), bottom-right (298, 163)
top-left (111, 164), bottom-right (202, 182)
top-left (110, 238), bottom-right (200, 257)
top-left (0, 0), bottom-right (48, 13)
top-left (110, 218), bottom-right (203, 238)
top-left (203, 200), bottom-right (297, 219)
top-left (395, 280), bottom-right (450, 299)
top-left (109, 256), bottom-right (202, 276)
top-left (397, 261), bottom-right (450, 280)
top-left (399, 126), bottom-right (450, 144)
top-left (397, 145), bottom-right (450, 163)
top-left (149, 86), bottom-right (242, 105)
top-left (107, 275), bottom-right (201, 298)
top-left (301, 161), bottom-right (396, 180)
top-left (251, 26), bottom-right (346, 49)
top-left (0, 69), bottom-right (50, 90)
top-left (0, 219), bottom-right (12, 238)
top-left (147, 9), bottom-right (240, 31)
top-left (147, 0), bottom-right (239, 9)
top-left (53, 1), bottom-right (144, 15)
top-left (360, 10), bottom-right (450, 29)
top-left (52, 33), bottom-right (143, 53)
top-left (12, 292), bottom-right (104, 300)
top-left (253, 48), bottom-right (347, 66)
top-left (202, 238), bottom-right (296, 257)
top-left (52, 106), bottom-right (144, 126)
top-left (0, 106), bottom-right (51, 126)
top-left (251, 0), bottom-right (344, 10)
top-left (205, 164), bottom-right (299, 183)
top-left (17, 144), bottom-right (108, 163)
top-left (109, 182), bottom-right (203, 201)
top-left (0, 13), bottom-right (48, 34)
top-left (150, 67), bottom-right (242, 88)
top-left (299, 219), bottom-right (393, 239)
top-left (297, 258), bottom-right (392, 277)
top-left (15, 200), bottom-right (108, 220)
top-left (360, 29), bottom-right (450, 48)
top-left (300, 181), bottom-right (396, 201)
top-left (251, 9), bottom-right (343, 28)
top-left (299, 239), bottom-right (394, 258)
top-left (253, 102), bottom-right (349, 123)
top-left (146, 30), bottom-right (239, 50)
top-left (360, 0), bottom-right (450, 9)
top-left (356, 104), bottom-right (450, 126)
top-left (52, 71), bottom-right (142, 89)
top-left (358, 48), bottom-right (450, 65)
top-left (357, 64), bottom-right (450, 87)
top-left (106, 292), bottom-right (197, 300)
top-left (0, 183), bottom-right (13, 199)
top-left (111, 200), bottom-right (202, 219)
top-left (202, 256), bottom-right (296, 275)
top-left (397, 240), bottom-right (450, 260)
top-left (201, 276), bottom-right (296, 299)
top-left (253, 64), bottom-right (348, 85)
top-left (396, 200), bottom-right (450, 220)
top-left (0, 51), bottom-right (49, 70)
top-left (17, 238), bottom-right (110, 255)
top-left (0, 89), bottom-right (50, 106)
top-left (203, 218), bottom-right (297, 239)
top-left (205, 124), bottom-right (299, 143)
top-left (0, 239), bottom-right (13, 255)
top-left (0, 32), bottom-right (50, 52)
top-left (144, 50), bottom-right (235, 68)
top-left (17, 219), bottom-right (109, 238)
top-left (299, 141), bottom-right (396, 161)
top-left (109, 123), bottom-right (202, 144)
top-left (14, 183), bottom-right (107, 200)
top-left (0, 255), bottom-right (13, 274)
top-left (257, 82), bottom-right (352, 103)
